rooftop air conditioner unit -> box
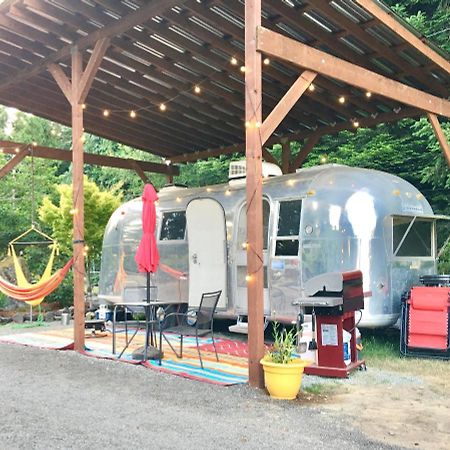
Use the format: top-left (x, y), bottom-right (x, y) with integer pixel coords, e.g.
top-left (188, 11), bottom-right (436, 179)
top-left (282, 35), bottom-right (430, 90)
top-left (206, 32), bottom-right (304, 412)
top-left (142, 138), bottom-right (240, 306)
top-left (228, 160), bottom-right (282, 183)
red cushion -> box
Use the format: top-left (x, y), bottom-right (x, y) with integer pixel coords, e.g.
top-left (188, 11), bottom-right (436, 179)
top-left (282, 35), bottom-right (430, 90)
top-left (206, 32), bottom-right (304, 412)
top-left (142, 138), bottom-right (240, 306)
top-left (410, 287), bottom-right (449, 311)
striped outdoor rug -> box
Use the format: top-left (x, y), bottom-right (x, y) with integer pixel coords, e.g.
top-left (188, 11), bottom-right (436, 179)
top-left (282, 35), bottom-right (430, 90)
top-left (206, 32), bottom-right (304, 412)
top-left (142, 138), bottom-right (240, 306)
top-left (0, 327), bottom-right (249, 386)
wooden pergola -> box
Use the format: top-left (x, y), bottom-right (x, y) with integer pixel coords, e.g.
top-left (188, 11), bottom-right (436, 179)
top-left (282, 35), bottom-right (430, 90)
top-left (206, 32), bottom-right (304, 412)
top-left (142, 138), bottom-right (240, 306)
top-left (0, 0), bottom-right (449, 387)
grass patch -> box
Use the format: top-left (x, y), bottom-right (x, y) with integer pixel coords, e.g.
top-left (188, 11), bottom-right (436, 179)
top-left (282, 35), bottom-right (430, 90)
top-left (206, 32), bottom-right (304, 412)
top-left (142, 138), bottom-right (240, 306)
top-left (303, 383), bottom-right (331, 395)
top-left (360, 329), bottom-right (450, 393)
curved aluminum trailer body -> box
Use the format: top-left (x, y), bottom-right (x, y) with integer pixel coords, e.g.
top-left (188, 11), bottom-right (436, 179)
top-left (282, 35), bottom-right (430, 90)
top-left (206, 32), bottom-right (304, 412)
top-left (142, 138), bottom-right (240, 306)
top-left (99, 164), bottom-right (440, 328)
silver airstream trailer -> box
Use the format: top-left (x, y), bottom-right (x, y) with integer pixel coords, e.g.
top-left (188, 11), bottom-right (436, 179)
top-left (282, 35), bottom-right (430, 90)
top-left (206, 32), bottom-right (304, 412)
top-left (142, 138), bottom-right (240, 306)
top-left (99, 163), bottom-right (445, 329)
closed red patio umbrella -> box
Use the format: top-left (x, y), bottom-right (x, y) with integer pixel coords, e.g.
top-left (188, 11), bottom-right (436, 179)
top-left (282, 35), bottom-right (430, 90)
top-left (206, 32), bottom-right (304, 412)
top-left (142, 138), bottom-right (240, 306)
top-left (134, 183), bottom-right (161, 360)
top-left (135, 183), bottom-right (160, 275)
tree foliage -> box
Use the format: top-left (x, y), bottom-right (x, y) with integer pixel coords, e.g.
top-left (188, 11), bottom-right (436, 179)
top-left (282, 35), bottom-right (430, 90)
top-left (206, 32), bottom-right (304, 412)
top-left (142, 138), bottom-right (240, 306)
top-left (38, 176), bottom-right (122, 261)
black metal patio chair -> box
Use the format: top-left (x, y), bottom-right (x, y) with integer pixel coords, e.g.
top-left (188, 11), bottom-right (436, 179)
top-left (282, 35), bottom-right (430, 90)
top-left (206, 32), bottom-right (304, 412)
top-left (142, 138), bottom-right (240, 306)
top-left (159, 290), bottom-right (222, 369)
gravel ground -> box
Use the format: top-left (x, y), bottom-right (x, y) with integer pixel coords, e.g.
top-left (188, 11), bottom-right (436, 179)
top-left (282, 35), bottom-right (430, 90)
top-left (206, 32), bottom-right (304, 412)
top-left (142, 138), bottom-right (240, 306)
top-left (0, 340), bottom-right (403, 450)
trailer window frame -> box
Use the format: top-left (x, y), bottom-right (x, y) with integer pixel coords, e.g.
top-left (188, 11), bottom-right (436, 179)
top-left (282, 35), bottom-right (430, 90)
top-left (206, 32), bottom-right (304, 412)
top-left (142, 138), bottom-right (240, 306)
top-left (392, 215), bottom-right (434, 259)
top-left (274, 199), bottom-right (302, 258)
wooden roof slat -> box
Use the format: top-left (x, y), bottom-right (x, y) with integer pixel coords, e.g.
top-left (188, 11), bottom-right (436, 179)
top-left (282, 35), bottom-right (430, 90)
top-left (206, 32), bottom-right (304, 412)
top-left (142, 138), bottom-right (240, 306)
top-left (313, 0), bottom-right (448, 97)
top-left (353, 0), bottom-right (450, 76)
top-left (0, 0), bottom-right (189, 93)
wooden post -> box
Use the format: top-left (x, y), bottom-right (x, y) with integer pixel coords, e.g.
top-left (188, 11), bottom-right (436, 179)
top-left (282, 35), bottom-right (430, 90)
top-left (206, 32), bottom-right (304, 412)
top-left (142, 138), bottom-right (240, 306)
top-left (281, 141), bottom-right (291, 174)
top-left (71, 46), bottom-right (85, 352)
top-left (427, 113), bottom-right (450, 168)
top-left (245, 0), bottom-right (265, 388)
top-left (50, 40), bottom-right (109, 352)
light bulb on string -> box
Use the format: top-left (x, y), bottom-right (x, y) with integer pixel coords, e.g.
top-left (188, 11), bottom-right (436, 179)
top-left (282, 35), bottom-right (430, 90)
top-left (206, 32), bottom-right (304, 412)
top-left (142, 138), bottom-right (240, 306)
top-left (365, 91), bottom-right (372, 98)
top-left (130, 110), bottom-right (137, 118)
top-left (160, 103), bottom-right (166, 112)
top-left (230, 57), bottom-right (238, 65)
top-left (338, 96), bottom-right (346, 104)
top-left (308, 83), bottom-right (315, 92)
top-left (263, 58), bottom-right (270, 65)
top-left (194, 85), bottom-right (201, 94)
top-left (103, 109), bottom-right (110, 117)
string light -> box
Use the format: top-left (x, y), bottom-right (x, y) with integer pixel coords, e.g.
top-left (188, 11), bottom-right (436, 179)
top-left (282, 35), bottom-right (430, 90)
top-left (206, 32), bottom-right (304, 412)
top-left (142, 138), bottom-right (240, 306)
top-left (263, 58), bottom-right (270, 65)
top-left (82, 104), bottom-right (87, 110)
top-left (14, 147), bottom-right (20, 153)
top-left (353, 120), bottom-right (360, 128)
top-left (160, 103), bottom-right (166, 111)
top-left (194, 85), bottom-right (201, 94)
top-left (308, 83), bottom-right (315, 92)
top-left (103, 109), bottom-right (110, 117)
top-left (242, 242), bottom-right (248, 250)
top-left (240, 66), bottom-right (246, 73)
top-left (129, 110), bottom-right (137, 118)
top-left (338, 96), bottom-right (346, 104)
top-left (365, 91), bottom-right (372, 98)
top-left (32, 142), bottom-right (37, 147)
top-left (230, 57), bottom-right (238, 65)
top-left (245, 274), bottom-right (252, 282)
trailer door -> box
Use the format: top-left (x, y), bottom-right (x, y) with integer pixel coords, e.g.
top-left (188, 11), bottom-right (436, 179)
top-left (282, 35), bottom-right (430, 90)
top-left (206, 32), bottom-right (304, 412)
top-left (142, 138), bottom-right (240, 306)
top-left (186, 198), bottom-right (227, 308)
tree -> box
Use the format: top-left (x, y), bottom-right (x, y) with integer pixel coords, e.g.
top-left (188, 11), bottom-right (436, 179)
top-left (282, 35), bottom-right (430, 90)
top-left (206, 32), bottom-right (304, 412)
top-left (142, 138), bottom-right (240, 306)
top-left (37, 177), bottom-right (123, 306)
top-left (39, 176), bottom-right (123, 262)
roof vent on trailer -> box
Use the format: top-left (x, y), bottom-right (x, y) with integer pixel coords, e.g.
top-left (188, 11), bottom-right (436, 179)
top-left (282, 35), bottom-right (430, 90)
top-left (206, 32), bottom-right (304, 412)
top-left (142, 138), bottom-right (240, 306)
top-left (228, 160), bottom-right (282, 182)
top-left (159, 184), bottom-right (188, 193)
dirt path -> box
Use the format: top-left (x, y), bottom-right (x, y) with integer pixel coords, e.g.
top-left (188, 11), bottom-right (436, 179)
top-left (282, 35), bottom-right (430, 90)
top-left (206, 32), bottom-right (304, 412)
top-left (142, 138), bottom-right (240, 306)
top-left (303, 367), bottom-right (450, 450)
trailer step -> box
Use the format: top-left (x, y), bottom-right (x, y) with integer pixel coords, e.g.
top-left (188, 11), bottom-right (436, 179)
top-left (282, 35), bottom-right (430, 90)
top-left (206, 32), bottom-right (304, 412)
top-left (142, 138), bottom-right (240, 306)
top-left (228, 321), bottom-right (248, 334)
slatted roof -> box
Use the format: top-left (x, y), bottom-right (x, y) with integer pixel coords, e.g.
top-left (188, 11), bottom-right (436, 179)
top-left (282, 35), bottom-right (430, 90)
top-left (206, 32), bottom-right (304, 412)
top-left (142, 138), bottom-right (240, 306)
top-left (0, 0), bottom-right (449, 161)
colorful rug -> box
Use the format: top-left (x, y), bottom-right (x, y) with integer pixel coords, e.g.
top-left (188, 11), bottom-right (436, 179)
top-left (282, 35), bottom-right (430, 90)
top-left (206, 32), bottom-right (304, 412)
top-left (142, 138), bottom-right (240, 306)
top-left (0, 327), bottom-right (249, 386)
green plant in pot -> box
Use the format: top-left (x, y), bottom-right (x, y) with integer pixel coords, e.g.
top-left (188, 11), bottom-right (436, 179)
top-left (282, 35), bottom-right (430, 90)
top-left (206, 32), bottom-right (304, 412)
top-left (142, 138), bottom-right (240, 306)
top-left (260, 322), bottom-right (311, 400)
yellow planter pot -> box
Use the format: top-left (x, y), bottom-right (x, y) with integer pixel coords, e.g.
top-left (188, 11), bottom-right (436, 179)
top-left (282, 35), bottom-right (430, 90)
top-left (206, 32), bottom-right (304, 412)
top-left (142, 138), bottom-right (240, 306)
top-left (260, 356), bottom-right (311, 400)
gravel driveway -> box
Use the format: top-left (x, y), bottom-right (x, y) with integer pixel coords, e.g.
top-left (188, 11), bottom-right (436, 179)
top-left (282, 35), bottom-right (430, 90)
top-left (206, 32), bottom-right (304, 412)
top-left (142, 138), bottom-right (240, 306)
top-left (0, 341), bottom-right (402, 450)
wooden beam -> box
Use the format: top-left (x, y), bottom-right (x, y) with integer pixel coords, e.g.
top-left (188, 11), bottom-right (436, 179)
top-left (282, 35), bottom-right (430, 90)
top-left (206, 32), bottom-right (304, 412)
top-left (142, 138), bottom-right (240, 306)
top-left (0, 147), bottom-right (28, 179)
top-left (48, 63), bottom-right (71, 103)
top-left (78, 38), bottom-right (110, 104)
top-left (0, 140), bottom-right (179, 176)
top-left (281, 141), bottom-right (291, 174)
top-left (290, 134), bottom-right (322, 171)
top-left (354, 0), bottom-right (450, 76)
top-left (262, 148), bottom-right (279, 167)
top-left (0, 0), bottom-right (186, 94)
top-left (245, 0), bottom-right (265, 389)
top-left (427, 113), bottom-right (450, 167)
top-left (257, 27), bottom-right (450, 118)
top-left (129, 159), bottom-right (149, 183)
top-left (260, 70), bottom-right (317, 145)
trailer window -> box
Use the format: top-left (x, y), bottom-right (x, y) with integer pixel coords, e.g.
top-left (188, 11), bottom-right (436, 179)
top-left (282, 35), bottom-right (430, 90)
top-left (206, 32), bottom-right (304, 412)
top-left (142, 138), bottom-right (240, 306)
top-left (393, 217), bottom-right (432, 257)
top-left (160, 211), bottom-right (186, 241)
top-left (275, 200), bottom-right (301, 256)
top-left (237, 199), bottom-right (270, 250)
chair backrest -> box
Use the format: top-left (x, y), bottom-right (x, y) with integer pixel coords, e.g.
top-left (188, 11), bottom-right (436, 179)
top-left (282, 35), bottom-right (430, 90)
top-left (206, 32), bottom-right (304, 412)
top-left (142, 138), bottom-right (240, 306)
top-left (196, 290), bottom-right (222, 328)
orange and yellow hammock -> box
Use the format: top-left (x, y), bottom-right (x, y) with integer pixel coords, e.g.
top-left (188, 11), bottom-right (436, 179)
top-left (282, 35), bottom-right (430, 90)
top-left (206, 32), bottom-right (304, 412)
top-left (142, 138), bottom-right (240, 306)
top-left (0, 244), bottom-right (73, 305)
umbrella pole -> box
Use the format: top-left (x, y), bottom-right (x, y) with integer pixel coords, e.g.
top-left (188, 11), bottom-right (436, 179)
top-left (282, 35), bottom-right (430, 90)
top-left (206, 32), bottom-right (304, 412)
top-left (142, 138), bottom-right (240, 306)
top-left (144, 271), bottom-right (150, 360)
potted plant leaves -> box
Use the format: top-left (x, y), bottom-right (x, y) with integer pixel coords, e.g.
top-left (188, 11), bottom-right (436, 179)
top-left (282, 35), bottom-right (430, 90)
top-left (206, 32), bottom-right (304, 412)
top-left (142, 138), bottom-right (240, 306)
top-left (260, 322), bottom-right (311, 400)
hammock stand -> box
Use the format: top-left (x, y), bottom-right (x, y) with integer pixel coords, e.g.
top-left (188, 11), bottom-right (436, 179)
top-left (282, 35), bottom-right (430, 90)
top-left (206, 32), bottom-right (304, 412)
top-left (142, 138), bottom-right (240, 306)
top-left (7, 226), bottom-right (59, 322)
